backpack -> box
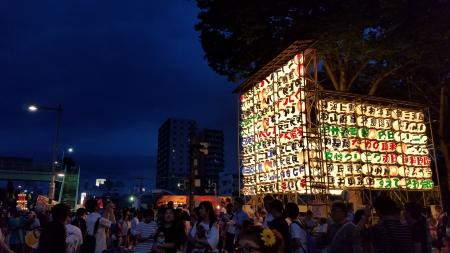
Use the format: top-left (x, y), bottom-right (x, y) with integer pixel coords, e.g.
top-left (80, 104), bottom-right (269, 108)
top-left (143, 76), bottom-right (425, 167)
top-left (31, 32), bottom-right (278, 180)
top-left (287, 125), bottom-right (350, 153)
top-left (290, 220), bottom-right (316, 253)
top-left (83, 218), bottom-right (100, 253)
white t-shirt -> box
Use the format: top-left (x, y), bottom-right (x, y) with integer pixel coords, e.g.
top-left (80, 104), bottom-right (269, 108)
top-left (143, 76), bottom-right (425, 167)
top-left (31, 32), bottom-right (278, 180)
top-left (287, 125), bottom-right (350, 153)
top-left (86, 212), bottom-right (112, 253)
top-left (133, 221), bottom-right (158, 253)
top-left (66, 224), bottom-right (83, 253)
top-left (189, 221), bottom-right (220, 250)
top-left (289, 219), bottom-right (307, 253)
top-left (131, 217), bottom-right (139, 234)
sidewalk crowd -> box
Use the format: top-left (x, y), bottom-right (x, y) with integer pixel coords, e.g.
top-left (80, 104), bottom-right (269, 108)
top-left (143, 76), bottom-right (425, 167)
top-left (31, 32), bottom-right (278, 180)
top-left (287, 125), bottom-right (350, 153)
top-left (0, 195), bottom-right (449, 253)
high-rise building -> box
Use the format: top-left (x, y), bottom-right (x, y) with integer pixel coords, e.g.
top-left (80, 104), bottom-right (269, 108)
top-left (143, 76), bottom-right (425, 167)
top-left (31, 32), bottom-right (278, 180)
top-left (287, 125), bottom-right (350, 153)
top-left (156, 118), bottom-right (197, 194)
top-left (197, 129), bottom-right (224, 194)
top-left (156, 119), bottom-right (225, 195)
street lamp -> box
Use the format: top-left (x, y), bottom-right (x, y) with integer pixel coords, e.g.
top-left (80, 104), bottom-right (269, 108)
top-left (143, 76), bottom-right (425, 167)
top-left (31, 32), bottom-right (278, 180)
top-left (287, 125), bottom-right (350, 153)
top-left (28, 105), bottom-right (38, 112)
top-left (28, 104), bottom-right (63, 204)
top-left (58, 147), bottom-right (75, 203)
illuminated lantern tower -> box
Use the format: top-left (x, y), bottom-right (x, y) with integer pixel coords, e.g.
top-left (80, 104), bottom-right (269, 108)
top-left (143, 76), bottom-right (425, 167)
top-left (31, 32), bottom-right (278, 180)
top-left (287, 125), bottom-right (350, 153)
top-left (235, 40), bottom-right (441, 209)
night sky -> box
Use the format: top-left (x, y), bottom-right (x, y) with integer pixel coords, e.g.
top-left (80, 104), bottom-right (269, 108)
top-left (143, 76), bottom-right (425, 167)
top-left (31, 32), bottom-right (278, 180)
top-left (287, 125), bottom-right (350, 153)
top-left (0, 0), bottom-right (238, 188)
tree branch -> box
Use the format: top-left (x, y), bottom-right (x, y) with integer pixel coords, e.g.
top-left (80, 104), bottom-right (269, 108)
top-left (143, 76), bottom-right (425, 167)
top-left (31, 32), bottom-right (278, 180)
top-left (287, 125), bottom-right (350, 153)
top-left (346, 59), bottom-right (369, 91)
top-left (323, 60), bottom-right (340, 91)
top-left (335, 51), bottom-right (345, 91)
top-left (412, 84), bottom-right (440, 112)
top-left (368, 66), bottom-right (400, 95)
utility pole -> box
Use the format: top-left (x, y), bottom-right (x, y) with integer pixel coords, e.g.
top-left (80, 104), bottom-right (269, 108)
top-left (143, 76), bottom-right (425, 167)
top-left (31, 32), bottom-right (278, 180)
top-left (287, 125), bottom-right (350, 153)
top-left (188, 135), bottom-right (197, 211)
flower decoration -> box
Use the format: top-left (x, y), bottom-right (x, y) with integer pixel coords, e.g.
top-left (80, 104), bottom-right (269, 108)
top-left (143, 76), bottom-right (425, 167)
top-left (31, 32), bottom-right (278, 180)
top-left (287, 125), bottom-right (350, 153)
top-left (260, 228), bottom-right (276, 247)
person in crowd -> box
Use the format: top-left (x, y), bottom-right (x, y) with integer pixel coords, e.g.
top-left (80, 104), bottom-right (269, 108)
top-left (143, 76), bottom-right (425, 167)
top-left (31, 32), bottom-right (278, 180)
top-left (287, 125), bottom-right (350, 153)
top-left (236, 225), bottom-right (284, 253)
top-left (133, 209), bottom-right (158, 253)
top-left (314, 217), bottom-right (329, 253)
top-left (216, 204), bottom-right (229, 253)
top-left (326, 201), bottom-right (361, 253)
top-left (218, 201), bottom-right (227, 215)
top-left (8, 209), bottom-right (25, 253)
top-left (227, 197), bottom-right (250, 253)
top-left (314, 217), bottom-right (328, 234)
top-left (263, 196), bottom-right (274, 228)
top-left (188, 201), bottom-right (220, 253)
top-left (180, 208), bottom-right (191, 234)
top-left (35, 208), bottom-right (48, 228)
top-left (85, 199), bottom-right (116, 253)
top-left (405, 202), bottom-right (429, 253)
top-left (268, 199), bottom-right (289, 252)
top-left (352, 209), bottom-right (365, 225)
top-left (27, 211), bottom-right (40, 230)
top-left (353, 209), bottom-right (371, 253)
top-left (435, 205), bottom-right (448, 253)
top-left (72, 208), bottom-right (87, 238)
top-left (118, 211), bottom-right (131, 250)
top-left (254, 208), bottom-right (265, 226)
top-left (190, 207), bottom-right (200, 231)
top-left (130, 210), bottom-right (141, 249)
top-left (285, 203), bottom-right (307, 253)
top-left (359, 195), bottom-right (413, 253)
top-left (429, 216), bottom-right (439, 249)
top-left (167, 202), bottom-right (174, 209)
top-left (346, 203), bottom-right (355, 222)
top-left (152, 207), bottom-right (185, 253)
top-left (66, 211), bottom-right (84, 253)
top-left (38, 203), bottom-right (71, 253)
top-left (223, 203), bottom-right (235, 253)
top-left (302, 210), bottom-right (317, 233)
top-left (0, 225), bottom-right (14, 253)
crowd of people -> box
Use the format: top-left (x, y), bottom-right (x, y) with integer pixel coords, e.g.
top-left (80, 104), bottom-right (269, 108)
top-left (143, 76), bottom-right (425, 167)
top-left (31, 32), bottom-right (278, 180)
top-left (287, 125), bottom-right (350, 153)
top-left (0, 195), bottom-right (449, 253)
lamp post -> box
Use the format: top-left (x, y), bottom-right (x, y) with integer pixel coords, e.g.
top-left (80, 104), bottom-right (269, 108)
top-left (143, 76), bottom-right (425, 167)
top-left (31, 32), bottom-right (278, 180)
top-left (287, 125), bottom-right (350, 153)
top-left (28, 104), bottom-right (63, 204)
top-left (58, 147), bottom-right (74, 203)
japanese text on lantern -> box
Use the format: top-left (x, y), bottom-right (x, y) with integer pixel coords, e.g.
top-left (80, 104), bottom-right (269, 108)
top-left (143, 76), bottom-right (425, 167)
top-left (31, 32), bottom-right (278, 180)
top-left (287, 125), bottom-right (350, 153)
top-left (240, 54), bottom-right (309, 195)
top-left (319, 100), bottom-right (433, 190)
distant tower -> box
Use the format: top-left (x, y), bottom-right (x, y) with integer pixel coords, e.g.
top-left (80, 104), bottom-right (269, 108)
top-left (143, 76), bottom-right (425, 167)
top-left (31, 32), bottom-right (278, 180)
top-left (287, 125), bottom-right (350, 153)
top-left (156, 118), bottom-right (197, 194)
top-left (197, 129), bottom-right (224, 194)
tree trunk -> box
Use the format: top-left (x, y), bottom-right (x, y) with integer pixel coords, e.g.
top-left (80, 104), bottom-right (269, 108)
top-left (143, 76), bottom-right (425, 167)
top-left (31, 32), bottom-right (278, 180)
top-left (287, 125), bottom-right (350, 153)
top-left (439, 86), bottom-right (450, 194)
top-left (324, 60), bottom-right (340, 91)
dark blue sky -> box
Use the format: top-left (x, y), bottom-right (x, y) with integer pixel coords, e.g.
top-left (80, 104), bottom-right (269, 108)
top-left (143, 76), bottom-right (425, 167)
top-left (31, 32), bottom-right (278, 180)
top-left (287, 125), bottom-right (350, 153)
top-left (0, 0), bottom-right (238, 188)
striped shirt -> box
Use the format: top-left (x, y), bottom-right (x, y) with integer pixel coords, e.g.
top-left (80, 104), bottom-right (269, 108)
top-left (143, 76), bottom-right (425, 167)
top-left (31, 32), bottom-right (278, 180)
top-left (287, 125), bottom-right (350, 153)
top-left (133, 221), bottom-right (158, 253)
top-left (362, 218), bottom-right (413, 253)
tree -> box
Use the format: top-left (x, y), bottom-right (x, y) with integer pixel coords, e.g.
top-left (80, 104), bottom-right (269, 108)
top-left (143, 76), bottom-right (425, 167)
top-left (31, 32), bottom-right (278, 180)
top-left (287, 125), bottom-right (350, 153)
top-left (196, 0), bottom-right (450, 206)
top-left (195, 0), bottom-right (449, 96)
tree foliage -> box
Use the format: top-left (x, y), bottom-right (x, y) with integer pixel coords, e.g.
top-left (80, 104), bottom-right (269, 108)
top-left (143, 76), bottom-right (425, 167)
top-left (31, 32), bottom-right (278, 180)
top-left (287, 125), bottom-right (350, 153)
top-left (195, 0), bottom-right (449, 96)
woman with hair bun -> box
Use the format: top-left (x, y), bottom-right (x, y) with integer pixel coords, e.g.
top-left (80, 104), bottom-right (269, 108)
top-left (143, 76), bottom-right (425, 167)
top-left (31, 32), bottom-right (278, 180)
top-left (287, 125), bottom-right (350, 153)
top-left (236, 225), bottom-right (284, 253)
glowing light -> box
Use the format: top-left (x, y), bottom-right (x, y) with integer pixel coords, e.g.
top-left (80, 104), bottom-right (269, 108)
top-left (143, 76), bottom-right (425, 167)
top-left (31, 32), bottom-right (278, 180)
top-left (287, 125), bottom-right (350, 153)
top-left (80, 192), bottom-right (87, 205)
top-left (28, 105), bottom-right (38, 112)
